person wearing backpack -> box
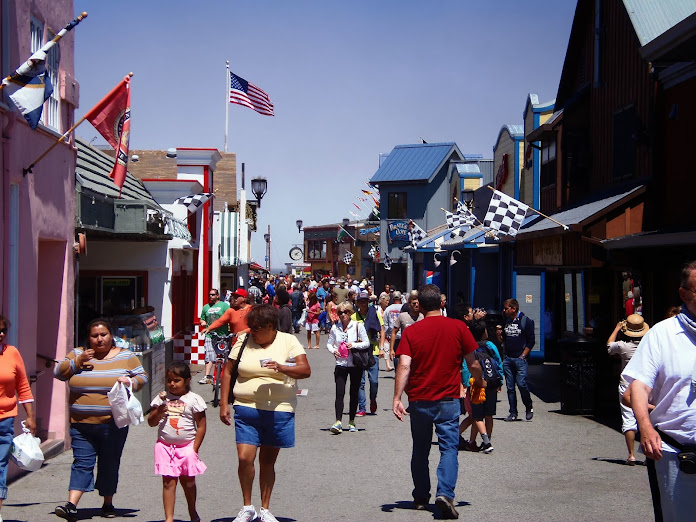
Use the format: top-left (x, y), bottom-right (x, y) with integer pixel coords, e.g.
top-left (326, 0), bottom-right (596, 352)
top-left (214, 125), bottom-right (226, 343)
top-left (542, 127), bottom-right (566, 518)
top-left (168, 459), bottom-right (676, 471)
top-left (462, 320), bottom-right (503, 453)
top-left (497, 299), bottom-right (535, 422)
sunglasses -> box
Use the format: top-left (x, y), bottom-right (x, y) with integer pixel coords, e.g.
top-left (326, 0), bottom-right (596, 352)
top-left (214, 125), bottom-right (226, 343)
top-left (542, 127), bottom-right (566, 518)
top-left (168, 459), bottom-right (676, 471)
top-left (338, 311), bottom-right (351, 315)
top-left (209, 293), bottom-right (218, 296)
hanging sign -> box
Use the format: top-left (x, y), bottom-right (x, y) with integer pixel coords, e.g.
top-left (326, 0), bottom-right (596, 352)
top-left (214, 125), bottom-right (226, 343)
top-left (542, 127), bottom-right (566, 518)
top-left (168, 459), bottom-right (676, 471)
top-left (388, 220), bottom-right (409, 242)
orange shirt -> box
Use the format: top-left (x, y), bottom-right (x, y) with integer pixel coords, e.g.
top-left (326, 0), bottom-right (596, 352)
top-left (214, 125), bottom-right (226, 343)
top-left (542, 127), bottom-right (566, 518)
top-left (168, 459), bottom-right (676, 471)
top-left (208, 305), bottom-right (251, 336)
top-left (0, 345), bottom-right (34, 419)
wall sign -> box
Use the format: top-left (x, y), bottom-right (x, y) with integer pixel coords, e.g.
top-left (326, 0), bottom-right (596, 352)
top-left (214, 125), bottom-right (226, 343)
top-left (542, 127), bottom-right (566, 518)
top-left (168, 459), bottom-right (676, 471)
top-left (388, 220), bottom-right (409, 242)
top-left (533, 236), bottom-right (563, 266)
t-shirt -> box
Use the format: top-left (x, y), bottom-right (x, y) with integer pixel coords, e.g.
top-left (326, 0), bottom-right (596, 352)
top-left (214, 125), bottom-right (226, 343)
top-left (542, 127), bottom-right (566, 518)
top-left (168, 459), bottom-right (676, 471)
top-left (397, 316), bottom-right (477, 401)
top-left (622, 315), bottom-right (696, 450)
top-left (150, 391), bottom-right (207, 444)
top-left (607, 339), bottom-right (640, 386)
top-left (393, 311), bottom-right (424, 334)
top-left (200, 301), bottom-right (230, 337)
top-left (229, 332), bottom-right (306, 412)
top-left (0, 344), bottom-right (34, 419)
top-left (333, 286), bottom-right (350, 305)
top-left (208, 306), bottom-right (251, 336)
top-left (316, 287), bottom-right (328, 309)
top-left (306, 303), bottom-right (320, 324)
top-left (384, 304), bottom-right (403, 338)
top-left (351, 310), bottom-right (384, 356)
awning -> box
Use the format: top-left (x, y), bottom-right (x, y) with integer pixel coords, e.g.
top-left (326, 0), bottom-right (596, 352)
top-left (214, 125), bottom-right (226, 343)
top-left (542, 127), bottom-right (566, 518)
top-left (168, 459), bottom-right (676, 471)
top-left (602, 229), bottom-right (696, 250)
top-left (220, 210), bottom-right (239, 266)
top-left (511, 186), bottom-right (646, 240)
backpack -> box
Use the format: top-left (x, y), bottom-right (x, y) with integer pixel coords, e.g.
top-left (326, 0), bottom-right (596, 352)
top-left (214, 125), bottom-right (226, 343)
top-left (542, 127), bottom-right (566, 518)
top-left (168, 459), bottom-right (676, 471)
top-left (474, 343), bottom-right (502, 387)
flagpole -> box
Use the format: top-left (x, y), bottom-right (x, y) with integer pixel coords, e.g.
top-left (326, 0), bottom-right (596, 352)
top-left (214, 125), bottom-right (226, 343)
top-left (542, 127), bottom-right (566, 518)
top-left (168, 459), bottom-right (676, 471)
top-left (1, 12), bottom-right (88, 91)
top-left (224, 60), bottom-right (229, 153)
top-left (23, 72), bottom-right (133, 176)
top-left (485, 186), bottom-right (569, 230)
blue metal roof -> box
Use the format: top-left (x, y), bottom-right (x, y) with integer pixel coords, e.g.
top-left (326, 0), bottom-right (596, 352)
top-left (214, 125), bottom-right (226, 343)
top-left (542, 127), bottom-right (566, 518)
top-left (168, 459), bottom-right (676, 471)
top-left (454, 163), bottom-right (481, 175)
top-left (623, 0), bottom-right (696, 46)
top-left (369, 142), bottom-right (462, 183)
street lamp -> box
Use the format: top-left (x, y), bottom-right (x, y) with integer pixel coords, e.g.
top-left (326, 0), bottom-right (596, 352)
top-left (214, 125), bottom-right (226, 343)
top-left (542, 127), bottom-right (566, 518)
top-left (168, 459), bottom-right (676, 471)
top-left (461, 190), bottom-right (475, 211)
top-left (342, 218), bottom-right (350, 228)
top-left (296, 219), bottom-right (303, 233)
top-left (251, 177), bottom-right (268, 207)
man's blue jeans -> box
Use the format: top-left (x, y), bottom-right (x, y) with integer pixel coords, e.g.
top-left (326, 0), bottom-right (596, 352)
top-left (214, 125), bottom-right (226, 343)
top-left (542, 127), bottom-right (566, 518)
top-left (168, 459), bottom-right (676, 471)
top-left (358, 359), bottom-right (379, 411)
top-left (503, 357), bottom-right (533, 416)
top-left (409, 399), bottom-right (461, 501)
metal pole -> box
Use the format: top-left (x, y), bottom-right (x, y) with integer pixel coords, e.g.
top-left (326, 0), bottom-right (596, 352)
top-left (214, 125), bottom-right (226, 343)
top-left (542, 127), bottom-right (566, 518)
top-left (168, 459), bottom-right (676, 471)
top-left (267, 224), bottom-right (271, 271)
top-left (224, 60), bottom-right (229, 153)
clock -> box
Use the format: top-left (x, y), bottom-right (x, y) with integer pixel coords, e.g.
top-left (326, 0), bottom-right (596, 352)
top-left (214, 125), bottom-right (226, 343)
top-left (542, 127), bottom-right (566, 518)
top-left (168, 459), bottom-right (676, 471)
top-left (289, 247), bottom-right (304, 261)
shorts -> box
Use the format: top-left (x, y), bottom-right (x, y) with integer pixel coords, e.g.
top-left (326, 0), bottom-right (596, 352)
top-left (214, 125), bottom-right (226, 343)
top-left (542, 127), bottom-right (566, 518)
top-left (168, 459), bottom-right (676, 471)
top-left (154, 440), bottom-right (207, 477)
top-left (471, 388), bottom-right (497, 420)
top-left (234, 405), bottom-right (295, 448)
top-left (204, 337), bottom-right (216, 363)
top-left (305, 322), bottom-right (319, 332)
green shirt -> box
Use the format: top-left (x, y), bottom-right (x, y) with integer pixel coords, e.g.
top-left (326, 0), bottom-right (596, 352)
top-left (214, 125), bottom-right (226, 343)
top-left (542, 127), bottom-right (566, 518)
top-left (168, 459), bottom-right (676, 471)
top-left (201, 301), bottom-right (230, 337)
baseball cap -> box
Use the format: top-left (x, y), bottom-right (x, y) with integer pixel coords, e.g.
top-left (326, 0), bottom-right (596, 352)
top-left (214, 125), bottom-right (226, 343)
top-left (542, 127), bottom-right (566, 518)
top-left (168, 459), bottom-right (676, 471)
top-left (357, 289), bottom-right (369, 300)
top-left (392, 290), bottom-right (402, 300)
top-left (232, 288), bottom-right (248, 298)
top-left (339, 277), bottom-right (346, 283)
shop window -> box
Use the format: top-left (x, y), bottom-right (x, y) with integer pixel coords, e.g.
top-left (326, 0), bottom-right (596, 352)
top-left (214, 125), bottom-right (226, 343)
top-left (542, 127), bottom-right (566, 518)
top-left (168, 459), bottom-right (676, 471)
top-left (540, 140), bottom-right (556, 188)
top-left (307, 240), bottom-right (326, 260)
top-left (30, 17), bottom-right (60, 130)
top-left (388, 192), bottom-right (407, 219)
top-left (620, 271), bottom-right (643, 318)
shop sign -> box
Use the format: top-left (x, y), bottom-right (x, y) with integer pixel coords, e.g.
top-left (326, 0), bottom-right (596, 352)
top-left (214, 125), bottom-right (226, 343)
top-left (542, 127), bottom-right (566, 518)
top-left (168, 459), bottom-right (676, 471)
top-left (359, 226), bottom-right (380, 242)
top-left (388, 220), bottom-right (409, 242)
top-left (533, 236), bottom-right (563, 266)
top-left (103, 278), bottom-right (132, 287)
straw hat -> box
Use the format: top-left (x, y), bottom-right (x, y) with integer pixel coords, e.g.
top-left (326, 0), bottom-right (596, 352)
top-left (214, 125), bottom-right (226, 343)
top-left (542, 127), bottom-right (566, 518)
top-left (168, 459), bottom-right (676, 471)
top-left (622, 314), bottom-right (649, 337)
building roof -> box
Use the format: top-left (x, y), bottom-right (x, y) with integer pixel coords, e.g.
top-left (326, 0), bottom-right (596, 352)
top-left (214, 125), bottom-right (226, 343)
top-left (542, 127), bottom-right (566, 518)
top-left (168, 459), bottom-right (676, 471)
top-left (623, 0), bottom-right (696, 47)
top-left (76, 138), bottom-right (160, 205)
top-left (369, 142), bottom-right (462, 183)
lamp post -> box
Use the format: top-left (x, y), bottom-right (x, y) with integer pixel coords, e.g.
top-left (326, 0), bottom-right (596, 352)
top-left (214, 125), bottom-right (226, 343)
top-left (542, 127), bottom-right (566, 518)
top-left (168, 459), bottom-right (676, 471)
top-left (461, 190), bottom-right (475, 211)
top-left (251, 177), bottom-right (268, 207)
top-left (264, 227), bottom-right (271, 272)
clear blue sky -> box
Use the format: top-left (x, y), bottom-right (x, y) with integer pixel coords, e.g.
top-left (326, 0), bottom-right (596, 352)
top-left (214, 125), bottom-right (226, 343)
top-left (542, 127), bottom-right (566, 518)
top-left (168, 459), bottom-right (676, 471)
top-left (73, 0), bottom-right (576, 270)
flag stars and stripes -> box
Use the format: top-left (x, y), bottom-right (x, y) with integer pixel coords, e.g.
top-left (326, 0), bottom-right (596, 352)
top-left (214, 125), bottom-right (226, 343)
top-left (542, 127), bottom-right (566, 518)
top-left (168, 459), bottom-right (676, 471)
top-left (229, 72), bottom-right (274, 116)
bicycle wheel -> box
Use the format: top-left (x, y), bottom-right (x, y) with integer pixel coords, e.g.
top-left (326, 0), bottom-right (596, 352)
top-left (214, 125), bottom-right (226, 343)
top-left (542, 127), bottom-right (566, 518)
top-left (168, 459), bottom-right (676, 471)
top-left (212, 360), bottom-right (221, 408)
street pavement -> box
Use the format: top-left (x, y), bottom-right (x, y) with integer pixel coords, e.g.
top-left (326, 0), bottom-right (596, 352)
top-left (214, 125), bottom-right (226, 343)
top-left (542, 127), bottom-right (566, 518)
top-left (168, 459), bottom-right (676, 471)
top-left (7, 330), bottom-right (652, 521)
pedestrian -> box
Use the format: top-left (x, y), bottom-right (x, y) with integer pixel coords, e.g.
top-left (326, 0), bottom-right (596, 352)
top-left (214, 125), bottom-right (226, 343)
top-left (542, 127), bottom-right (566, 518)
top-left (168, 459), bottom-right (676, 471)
top-left (392, 284), bottom-right (484, 519)
top-left (219, 305), bottom-right (311, 522)
top-left (202, 289), bottom-right (252, 342)
top-left (326, 291), bottom-right (339, 332)
top-left (332, 278), bottom-right (350, 305)
top-left (148, 362), bottom-right (207, 522)
top-left (327, 301), bottom-right (369, 434)
top-left (376, 293), bottom-right (394, 371)
top-left (623, 261), bottom-right (696, 521)
top-left (290, 284), bottom-right (305, 334)
top-left (316, 279), bottom-right (330, 332)
top-left (440, 294), bottom-right (448, 317)
top-left (53, 318), bottom-right (148, 520)
top-left (305, 292), bottom-right (321, 349)
top-left (606, 314), bottom-right (649, 464)
top-left (353, 289), bottom-right (383, 416)
top-left (0, 315), bottom-right (36, 520)
top-left (276, 289), bottom-right (293, 334)
top-left (497, 299), bottom-right (535, 422)
top-left (390, 292), bottom-right (424, 369)
top-left (199, 288), bottom-right (230, 385)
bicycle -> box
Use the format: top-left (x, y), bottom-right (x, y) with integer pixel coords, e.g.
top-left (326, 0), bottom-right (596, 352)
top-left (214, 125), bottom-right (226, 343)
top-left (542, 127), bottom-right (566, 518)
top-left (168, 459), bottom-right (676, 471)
top-left (209, 333), bottom-right (233, 407)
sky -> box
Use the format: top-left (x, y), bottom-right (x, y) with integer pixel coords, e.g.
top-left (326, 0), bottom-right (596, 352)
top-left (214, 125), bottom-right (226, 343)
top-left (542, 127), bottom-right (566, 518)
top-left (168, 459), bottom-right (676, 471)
top-left (72, 0), bottom-right (577, 271)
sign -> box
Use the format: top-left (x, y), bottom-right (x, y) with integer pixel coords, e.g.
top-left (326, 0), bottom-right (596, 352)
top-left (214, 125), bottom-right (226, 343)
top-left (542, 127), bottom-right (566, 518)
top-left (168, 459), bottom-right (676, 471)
top-left (533, 236), bottom-right (563, 266)
top-left (388, 220), bottom-right (409, 242)
top-left (526, 294), bottom-right (533, 303)
top-left (359, 226), bottom-right (380, 242)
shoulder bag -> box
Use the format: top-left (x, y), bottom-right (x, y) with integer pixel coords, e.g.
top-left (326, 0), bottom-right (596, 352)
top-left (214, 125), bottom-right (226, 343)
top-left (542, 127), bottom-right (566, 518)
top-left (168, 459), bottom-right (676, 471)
top-left (351, 323), bottom-right (376, 370)
top-left (228, 334), bottom-right (250, 403)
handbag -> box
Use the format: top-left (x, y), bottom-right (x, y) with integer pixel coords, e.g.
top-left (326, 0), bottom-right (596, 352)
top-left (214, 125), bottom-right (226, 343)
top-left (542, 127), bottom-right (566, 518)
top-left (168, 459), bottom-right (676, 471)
top-left (351, 325), bottom-right (376, 369)
top-left (10, 421), bottom-right (44, 471)
top-left (126, 382), bottom-right (144, 426)
top-left (229, 334), bottom-right (250, 403)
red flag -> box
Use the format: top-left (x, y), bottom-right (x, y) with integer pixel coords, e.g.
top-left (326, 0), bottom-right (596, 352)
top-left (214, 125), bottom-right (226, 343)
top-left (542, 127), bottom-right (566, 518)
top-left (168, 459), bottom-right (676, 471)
top-left (84, 75), bottom-right (131, 190)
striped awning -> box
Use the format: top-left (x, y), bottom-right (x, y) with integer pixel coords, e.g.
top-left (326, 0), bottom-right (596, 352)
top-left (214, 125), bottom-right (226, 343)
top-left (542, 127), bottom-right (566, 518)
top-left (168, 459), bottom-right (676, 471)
top-left (220, 210), bottom-right (239, 266)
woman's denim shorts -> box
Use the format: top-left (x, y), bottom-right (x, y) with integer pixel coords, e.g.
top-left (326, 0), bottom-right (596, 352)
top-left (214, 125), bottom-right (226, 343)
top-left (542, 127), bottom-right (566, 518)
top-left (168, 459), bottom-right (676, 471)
top-left (234, 405), bottom-right (295, 448)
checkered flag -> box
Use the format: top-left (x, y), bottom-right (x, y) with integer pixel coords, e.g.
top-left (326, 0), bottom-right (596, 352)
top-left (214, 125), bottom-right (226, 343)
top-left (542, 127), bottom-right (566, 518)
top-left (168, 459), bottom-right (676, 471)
top-left (368, 245), bottom-right (377, 259)
top-left (446, 210), bottom-right (475, 231)
top-left (174, 192), bottom-right (214, 214)
top-left (483, 190), bottom-right (529, 237)
top-left (408, 221), bottom-right (428, 249)
top-left (383, 254), bottom-right (392, 270)
top-left (343, 250), bottom-right (354, 265)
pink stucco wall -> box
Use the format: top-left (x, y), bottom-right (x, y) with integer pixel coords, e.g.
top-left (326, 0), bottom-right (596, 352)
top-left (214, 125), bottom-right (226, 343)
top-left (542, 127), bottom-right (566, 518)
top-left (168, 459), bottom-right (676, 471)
top-left (1, 0), bottom-right (76, 460)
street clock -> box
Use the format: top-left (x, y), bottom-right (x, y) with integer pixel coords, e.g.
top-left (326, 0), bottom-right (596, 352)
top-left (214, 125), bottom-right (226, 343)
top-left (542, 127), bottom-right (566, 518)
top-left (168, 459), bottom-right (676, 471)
top-left (289, 247), bottom-right (304, 261)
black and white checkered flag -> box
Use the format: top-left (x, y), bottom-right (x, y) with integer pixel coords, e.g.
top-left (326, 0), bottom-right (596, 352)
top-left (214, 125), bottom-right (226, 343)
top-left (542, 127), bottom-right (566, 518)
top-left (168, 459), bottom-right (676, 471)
top-left (446, 210), bottom-right (476, 231)
top-left (408, 221), bottom-right (428, 249)
top-left (483, 190), bottom-right (528, 237)
top-left (383, 254), bottom-right (392, 270)
top-left (343, 250), bottom-right (354, 265)
top-left (368, 245), bottom-right (377, 260)
top-left (174, 192), bottom-right (214, 214)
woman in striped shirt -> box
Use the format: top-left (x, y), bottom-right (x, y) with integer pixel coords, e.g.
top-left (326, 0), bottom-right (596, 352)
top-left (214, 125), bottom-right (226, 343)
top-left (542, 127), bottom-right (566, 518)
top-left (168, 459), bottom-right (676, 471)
top-left (53, 318), bottom-right (148, 520)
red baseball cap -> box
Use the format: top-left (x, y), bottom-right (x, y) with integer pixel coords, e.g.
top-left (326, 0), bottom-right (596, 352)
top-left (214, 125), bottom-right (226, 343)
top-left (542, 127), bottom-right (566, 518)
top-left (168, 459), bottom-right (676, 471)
top-left (232, 288), bottom-right (248, 298)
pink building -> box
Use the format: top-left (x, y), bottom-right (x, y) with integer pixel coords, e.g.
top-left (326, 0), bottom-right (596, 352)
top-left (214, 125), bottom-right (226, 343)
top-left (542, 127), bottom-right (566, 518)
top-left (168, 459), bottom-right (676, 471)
top-left (0, 0), bottom-right (77, 468)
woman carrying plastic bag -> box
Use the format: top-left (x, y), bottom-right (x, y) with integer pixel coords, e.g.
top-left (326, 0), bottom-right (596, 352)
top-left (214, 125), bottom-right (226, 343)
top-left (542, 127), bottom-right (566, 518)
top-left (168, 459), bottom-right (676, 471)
top-left (53, 318), bottom-right (148, 520)
top-left (0, 315), bottom-right (37, 520)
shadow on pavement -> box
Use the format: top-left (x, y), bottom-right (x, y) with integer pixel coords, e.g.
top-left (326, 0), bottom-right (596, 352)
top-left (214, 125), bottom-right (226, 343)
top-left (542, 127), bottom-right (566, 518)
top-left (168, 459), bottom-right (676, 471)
top-left (592, 456), bottom-right (645, 466)
top-left (212, 517), bottom-right (296, 522)
top-left (381, 499), bottom-right (472, 519)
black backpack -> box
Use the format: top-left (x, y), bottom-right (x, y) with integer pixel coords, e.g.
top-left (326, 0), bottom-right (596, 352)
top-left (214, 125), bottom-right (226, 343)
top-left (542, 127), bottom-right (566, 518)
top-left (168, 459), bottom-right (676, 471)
top-left (474, 343), bottom-right (502, 388)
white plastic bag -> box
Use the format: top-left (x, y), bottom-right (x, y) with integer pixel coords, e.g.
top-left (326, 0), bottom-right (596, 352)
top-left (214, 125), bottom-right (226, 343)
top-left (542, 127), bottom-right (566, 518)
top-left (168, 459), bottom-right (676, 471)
top-left (11, 421), bottom-right (44, 471)
top-left (107, 381), bottom-right (143, 428)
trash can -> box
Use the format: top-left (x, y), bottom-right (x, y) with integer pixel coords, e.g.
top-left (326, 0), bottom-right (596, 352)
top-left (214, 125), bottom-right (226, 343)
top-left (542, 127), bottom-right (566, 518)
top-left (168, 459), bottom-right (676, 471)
top-left (559, 335), bottom-right (601, 414)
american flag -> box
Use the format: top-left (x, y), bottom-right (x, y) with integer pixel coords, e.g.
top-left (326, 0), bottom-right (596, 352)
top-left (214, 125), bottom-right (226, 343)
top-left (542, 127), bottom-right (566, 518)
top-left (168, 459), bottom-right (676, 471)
top-left (229, 71), bottom-right (274, 116)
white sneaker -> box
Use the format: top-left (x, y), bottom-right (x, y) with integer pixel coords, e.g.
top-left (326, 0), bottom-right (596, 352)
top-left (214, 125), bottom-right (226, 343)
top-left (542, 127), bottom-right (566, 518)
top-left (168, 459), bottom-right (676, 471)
top-left (260, 507), bottom-right (279, 522)
top-left (233, 505), bottom-right (257, 522)
top-left (198, 376), bottom-right (211, 385)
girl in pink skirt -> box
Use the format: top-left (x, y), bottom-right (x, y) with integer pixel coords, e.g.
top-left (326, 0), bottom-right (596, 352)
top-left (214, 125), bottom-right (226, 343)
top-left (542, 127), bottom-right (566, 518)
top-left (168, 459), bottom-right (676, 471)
top-left (149, 362), bottom-right (207, 522)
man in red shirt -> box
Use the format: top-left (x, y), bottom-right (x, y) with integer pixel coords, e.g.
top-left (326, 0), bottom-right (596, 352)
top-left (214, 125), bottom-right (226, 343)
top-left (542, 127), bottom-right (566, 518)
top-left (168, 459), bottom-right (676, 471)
top-left (393, 284), bottom-right (484, 520)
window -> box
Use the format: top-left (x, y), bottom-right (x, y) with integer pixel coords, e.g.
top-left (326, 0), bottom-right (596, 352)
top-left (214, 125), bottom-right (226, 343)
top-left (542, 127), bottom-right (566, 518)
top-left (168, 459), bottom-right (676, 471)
top-left (307, 240), bottom-right (326, 260)
top-left (540, 140), bottom-right (557, 187)
top-left (613, 105), bottom-right (636, 180)
top-left (29, 17), bottom-right (60, 130)
top-left (387, 192), bottom-right (407, 219)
